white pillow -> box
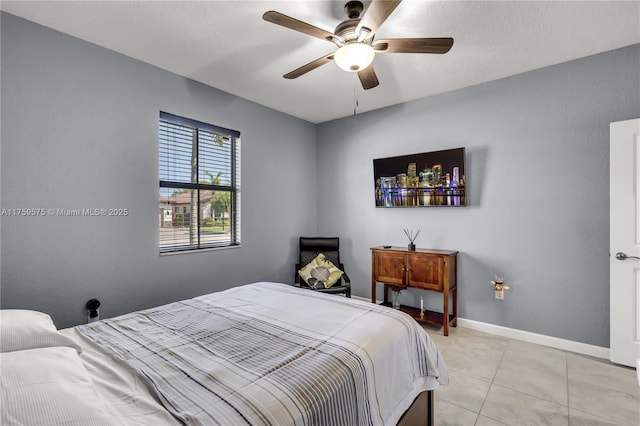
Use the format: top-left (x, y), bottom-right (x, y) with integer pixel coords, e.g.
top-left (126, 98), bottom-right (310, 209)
top-left (1, 346), bottom-right (120, 425)
top-left (0, 309), bottom-right (81, 353)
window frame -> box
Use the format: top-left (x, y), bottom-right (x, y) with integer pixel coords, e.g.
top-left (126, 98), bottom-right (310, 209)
top-left (159, 112), bottom-right (241, 254)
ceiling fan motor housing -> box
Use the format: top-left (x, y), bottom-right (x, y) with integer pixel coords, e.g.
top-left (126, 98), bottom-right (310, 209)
top-left (336, 1), bottom-right (367, 42)
top-left (334, 19), bottom-right (360, 42)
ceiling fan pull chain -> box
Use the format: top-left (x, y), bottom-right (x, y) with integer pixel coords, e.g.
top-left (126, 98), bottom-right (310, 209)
top-left (353, 80), bottom-right (359, 115)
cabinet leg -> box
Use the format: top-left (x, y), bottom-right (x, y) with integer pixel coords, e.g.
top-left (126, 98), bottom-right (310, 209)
top-left (443, 290), bottom-right (449, 336)
top-left (452, 287), bottom-right (457, 327)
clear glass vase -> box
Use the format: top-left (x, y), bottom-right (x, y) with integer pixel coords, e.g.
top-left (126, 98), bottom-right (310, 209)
top-left (391, 290), bottom-right (401, 309)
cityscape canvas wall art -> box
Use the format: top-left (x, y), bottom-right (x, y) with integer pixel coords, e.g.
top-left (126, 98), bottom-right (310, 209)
top-left (373, 147), bottom-right (466, 207)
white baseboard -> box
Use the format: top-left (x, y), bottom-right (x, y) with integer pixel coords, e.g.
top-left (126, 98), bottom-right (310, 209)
top-left (457, 318), bottom-right (610, 360)
top-left (351, 296), bottom-right (610, 360)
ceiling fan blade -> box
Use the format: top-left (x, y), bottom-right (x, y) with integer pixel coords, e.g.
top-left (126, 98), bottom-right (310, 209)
top-left (263, 11), bottom-right (336, 43)
top-left (357, 66), bottom-right (380, 90)
top-left (356, 0), bottom-right (402, 36)
top-left (283, 53), bottom-right (335, 79)
top-left (373, 38), bottom-right (454, 54)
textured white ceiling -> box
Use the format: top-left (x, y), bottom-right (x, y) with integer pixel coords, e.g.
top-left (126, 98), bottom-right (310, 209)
top-left (2, 1), bottom-right (639, 123)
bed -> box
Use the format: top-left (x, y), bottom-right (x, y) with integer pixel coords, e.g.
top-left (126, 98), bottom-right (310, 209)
top-left (1, 282), bottom-right (448, 425)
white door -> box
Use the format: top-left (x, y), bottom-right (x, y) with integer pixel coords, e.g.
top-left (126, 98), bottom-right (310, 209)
top-left (610, 118), bottom-right (640, 375)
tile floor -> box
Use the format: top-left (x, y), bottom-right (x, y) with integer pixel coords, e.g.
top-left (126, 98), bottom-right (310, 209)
top-left (422, 324), bottom-right (639, 426)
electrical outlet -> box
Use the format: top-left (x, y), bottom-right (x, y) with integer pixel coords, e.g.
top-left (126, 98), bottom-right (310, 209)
top-left (495, 289), bottom-right (504, 300)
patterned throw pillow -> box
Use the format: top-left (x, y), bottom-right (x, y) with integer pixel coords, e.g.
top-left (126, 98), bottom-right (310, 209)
top-left (298, 253), bottom-right (344, 289)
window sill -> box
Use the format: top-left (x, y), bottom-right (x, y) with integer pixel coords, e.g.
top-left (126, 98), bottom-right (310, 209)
top-left (160, 244), bottom-right (241, 256)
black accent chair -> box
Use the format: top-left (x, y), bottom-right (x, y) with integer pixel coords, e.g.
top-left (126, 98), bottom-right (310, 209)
top-left (295, 237), bottom-right (351, 298)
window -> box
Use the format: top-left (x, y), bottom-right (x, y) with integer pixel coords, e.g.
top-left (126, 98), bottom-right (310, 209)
top-left (158, 112), bottom-right (240, 253)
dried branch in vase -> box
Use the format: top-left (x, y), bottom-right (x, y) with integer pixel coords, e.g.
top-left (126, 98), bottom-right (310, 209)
top-left (403, 229), bottom-right (420, 243)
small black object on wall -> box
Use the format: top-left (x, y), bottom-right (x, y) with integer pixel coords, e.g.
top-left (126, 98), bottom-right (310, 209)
top-left (85, 299), bottom-right (101, 323)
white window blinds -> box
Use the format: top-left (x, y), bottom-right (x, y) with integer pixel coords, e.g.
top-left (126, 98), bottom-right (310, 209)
top-left (158, 112), bottom-right (240, 253)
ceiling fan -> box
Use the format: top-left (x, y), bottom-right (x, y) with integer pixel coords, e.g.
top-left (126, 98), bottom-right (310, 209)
top-left (263, 0), bottom-right (454, 90)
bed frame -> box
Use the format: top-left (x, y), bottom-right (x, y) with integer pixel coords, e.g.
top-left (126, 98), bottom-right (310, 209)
top-left (398, 390), bottom-right (434, 426)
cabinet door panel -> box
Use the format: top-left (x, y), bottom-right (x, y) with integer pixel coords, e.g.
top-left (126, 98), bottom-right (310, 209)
top-left (408, 254), bottom-right (444, 290)
top-left (374, 252), bottom-right (406, 285)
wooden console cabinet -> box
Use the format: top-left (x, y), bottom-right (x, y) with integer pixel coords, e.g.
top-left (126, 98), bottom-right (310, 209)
top-left (371, 247), bottom-right (458, 336)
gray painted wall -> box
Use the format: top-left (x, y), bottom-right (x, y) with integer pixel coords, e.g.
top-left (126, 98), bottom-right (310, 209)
top-left (316, 44), bottom-right (640, 348)
top-left (1, 13), bottom-right (317, 328)
top-left (2, 12), bottom-right (639, 347)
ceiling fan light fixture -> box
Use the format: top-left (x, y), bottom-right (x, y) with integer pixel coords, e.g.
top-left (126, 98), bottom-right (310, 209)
top-left (334, 42), bottom-right (375, 72)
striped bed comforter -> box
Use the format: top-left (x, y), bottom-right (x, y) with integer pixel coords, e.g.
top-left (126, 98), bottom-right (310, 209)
top-left (77, 282), bottom-right (447, 426)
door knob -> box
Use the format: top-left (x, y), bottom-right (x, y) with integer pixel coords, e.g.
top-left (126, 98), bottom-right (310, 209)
top-left (615, 252), bottom-right (640, 261)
